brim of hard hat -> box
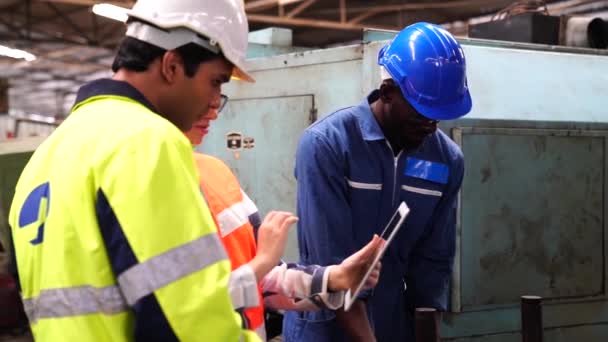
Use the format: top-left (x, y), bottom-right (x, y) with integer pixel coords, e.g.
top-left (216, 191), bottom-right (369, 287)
top-left (406, 90), bottom-right (472, 121)
top-left (231, 65), bottom-right (255, 83)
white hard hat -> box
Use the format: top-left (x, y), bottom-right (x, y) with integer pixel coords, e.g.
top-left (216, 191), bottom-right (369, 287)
top-left (126, 0), bottom-right (254, 82)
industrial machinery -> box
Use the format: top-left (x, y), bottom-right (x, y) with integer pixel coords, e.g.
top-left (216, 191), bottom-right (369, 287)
top-left (1, 28), bottom-right (607, 340)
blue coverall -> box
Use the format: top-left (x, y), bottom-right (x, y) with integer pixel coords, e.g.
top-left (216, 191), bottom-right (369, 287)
top-left (282, 90), bottom-right (464, 341)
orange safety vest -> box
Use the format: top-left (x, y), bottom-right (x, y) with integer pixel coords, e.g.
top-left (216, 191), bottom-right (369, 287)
top-left (193, 153), bottom-right (266, 337)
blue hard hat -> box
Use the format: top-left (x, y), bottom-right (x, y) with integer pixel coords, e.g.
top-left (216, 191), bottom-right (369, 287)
top-left (378, 22), bottom-right (472, 120)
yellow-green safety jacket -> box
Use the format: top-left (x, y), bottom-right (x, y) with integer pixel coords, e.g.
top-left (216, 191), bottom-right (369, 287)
top-left (9, 79), bottom-right (259, 341)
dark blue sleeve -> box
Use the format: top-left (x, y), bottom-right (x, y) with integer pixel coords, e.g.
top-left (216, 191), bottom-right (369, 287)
top-left (295, 130), bottom-right (356, 267)
top-left (406, 156), bottom-right (464, 311)
top-left (248, 212), bottom-right (262, 242)
top-left (96, 189), bottom-right (178, 342)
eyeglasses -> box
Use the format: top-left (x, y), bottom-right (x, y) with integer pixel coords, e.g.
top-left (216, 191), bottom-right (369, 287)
top-left (218, 94), bottom-right (229, 113)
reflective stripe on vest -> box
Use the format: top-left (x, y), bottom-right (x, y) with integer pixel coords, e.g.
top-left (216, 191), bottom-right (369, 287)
top-left (229, 265), bottom-right (260, 311)
top-left (216, 190), bottom-right (258, 237)
top-left (23, 233), bottom-right (225, 322)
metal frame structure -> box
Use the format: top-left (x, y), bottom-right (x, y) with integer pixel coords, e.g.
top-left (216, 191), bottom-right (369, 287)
top-left (2, 0), bottom-right (606, 46)
top-left (0, 0), bottom-right (606, 119)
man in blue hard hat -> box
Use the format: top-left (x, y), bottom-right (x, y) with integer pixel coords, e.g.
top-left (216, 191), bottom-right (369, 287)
top-left (282, 22), bottom-right (473, 341)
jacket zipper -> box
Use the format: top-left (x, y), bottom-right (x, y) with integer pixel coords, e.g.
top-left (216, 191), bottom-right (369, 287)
top-left (385, 141), bottom-right (403, 204)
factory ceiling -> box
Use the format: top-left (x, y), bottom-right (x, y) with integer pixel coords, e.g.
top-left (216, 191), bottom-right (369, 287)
top-left (0, 0), bottom-right (606, 117)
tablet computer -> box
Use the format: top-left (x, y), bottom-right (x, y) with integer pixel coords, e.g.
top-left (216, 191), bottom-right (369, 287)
top-left (343, 201), bottom-right (410, 311)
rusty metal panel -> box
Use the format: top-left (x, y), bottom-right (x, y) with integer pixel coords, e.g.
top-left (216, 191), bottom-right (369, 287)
top-left (0, 152), bottom-right (29, 252)
top-left (0, 138), bottom-right (44, 253)
top-left (458, 128), bottom-right (605, 309)
top-left (441, 126), bottom-right (608, 339)
top-left (198, 95), bottom-right (314, 261)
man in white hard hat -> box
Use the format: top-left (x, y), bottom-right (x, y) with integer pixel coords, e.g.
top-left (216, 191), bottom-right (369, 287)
top-left (8, 1), bottom-right (275, 341)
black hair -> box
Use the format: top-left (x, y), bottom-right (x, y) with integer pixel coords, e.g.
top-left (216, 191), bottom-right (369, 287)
top-left (175, 42), bottom-right (223, 77)
top-left (111, 36), bottom-right (223, 77)
top-left (111, 37), bottom-right (164, 73)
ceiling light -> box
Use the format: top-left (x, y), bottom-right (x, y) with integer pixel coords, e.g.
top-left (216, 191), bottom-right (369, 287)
top-left (278, 0), bottom-right (304, 4)
top-left (92, 3), bottom-right (128, 22)
top-left (0, 45), bottom-right (36, 62)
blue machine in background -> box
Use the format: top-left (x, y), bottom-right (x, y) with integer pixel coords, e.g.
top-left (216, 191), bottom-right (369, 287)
top-left (199, 30), bottom-right (608, 341)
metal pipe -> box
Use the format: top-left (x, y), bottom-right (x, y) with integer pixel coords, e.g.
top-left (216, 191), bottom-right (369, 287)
top-left (287, 0), bottom-right (317, 18)
top-left (521, 295), bottom-right (543, 342)
top-left (564, 17), bottom-right (608, 49)
top-left (415, 307), bottom-right (440, 342)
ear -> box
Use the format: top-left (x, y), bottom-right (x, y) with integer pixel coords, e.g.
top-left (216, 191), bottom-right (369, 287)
top-left (160, 50), bottom-right (183, 84)
top-left (379, 82), bottom-right (394, 104)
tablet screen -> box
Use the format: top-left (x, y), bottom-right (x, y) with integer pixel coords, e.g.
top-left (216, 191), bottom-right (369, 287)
top-left (344, 201), bottom-right (410, 311)
top-left (379, 207), bottom-right (402, 241)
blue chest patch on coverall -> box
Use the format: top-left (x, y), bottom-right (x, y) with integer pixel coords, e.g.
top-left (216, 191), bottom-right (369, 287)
top-left (404, 157), bottom-right (449, 184)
